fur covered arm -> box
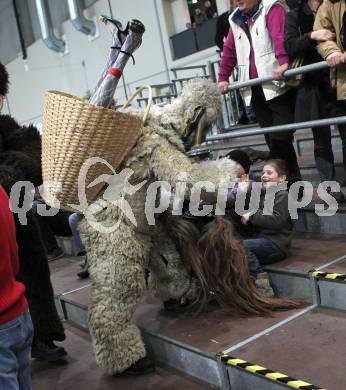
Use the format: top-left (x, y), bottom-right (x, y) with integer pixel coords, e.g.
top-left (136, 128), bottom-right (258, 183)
top-left (149, 136), bottom-right (237, 192)
top-left (0, 116), bottom-right (42, 186)
top-left (0, 165), bottom-right (22, 195)
top-left (0, 151), bottom-right (42, 187)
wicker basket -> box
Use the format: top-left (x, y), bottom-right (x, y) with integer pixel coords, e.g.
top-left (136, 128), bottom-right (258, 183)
top-left (42, 85), bottom-right (152, 212)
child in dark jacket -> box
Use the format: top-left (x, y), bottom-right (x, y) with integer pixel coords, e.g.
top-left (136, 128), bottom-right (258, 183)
top-left (227, 159), bottom-right (292, 297)
top-left (241, 159), bottom-right (291, 296)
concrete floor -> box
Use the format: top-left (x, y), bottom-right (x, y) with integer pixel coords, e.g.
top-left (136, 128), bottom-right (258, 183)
top-left (40, 232), bottom-right (346, 390)
top-left (32, 324), bottom-right (215, 390)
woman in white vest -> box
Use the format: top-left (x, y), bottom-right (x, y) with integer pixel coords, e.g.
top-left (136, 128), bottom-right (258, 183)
top-left (218, 0), bottom-right (301, 185)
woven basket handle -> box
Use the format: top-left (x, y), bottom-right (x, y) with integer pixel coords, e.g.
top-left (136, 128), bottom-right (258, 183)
top-left (122, 85), bottom-right (153, 125)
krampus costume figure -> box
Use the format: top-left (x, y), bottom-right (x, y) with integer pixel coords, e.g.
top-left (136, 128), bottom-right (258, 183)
top-left (78, 78), bottom-right (299, 375)
top-left (0, 63), bottom-right (66, 361)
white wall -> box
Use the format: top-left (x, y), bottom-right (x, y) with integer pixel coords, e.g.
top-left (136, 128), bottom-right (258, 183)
top-left (5, 0), bottom-right (219, 125)
top-left (170, 0), bottom-right (190, 33)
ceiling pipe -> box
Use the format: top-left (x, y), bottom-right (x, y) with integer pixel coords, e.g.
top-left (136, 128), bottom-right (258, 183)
top-left (67, 0), bottom-right (96, 36)
top-left (12, 0), bottom-right (27, 60)
top-left (35, 0), bottom-right (65, 53)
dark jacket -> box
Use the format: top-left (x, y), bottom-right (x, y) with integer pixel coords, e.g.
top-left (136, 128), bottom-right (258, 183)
top-left (284, 3), bottom-right (321, 68)
top-left (284, 3), bottom-right (336, 121)
top-left (215, 10), bottom-right (232, 50)
top-left (0, 115), bottom-right (42, 190)
top-left (0, 115), bottom-right (65, 343)
top-left (249, 189), bottom-right (292, 254)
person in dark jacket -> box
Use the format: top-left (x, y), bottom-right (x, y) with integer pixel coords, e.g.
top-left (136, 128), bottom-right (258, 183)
top-left (0, 62), bottom-right (67, 362)
top-left (204, 0), bottom-right (218, 19)
top-left (215, 0), bottom-right (235, 50)
top-left (239, 159), bottom-right (292, 296)
top-left (284, 0), bottom-right (345, 202)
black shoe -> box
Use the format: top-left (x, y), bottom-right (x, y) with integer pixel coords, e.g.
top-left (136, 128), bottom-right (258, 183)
top-left (163, 298), bottom-right (190, 311)
top-left (47, 247), bottom-right (64, 262)
top-left (77, 269), bottom-right (90, 279)
top-left (31, 340), bottom-right (67, 362)
top-left (117, 356), bottom-right (155, 376)
top-left (77, 260), bottom-right (89, 279)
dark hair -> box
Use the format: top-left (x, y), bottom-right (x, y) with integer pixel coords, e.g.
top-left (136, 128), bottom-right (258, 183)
top-left (263, 159), bottom-right (287, 177)
top-left (0, 62), bottom-right (9, 96)
top-left (225, 149), bottom-right (251, 174)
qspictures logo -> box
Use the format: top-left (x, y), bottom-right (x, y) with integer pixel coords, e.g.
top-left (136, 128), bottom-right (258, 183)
top-left (8, 157), bottom-right (341, 233)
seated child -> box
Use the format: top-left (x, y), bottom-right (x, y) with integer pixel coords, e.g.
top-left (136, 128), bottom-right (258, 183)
top-left (238, 159), bottom-right (292, 296)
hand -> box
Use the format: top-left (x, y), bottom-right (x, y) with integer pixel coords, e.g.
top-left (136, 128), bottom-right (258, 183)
top-left (341, 52), bottom-right (346, 64)
top-left (218, 81), bottom-right (229, 94)
top-left (311, 29), bottom-right (336, 42)
top-left (272, 63), bottom-right (289, 80)
top-left (240, 174), bottom-right (249, 182)
top-left (241, 212), bottom-right (251, 224)
top-left (326, 52), bottom-right (343, 67)
top-left (238, 180), bottom-right (250, 193)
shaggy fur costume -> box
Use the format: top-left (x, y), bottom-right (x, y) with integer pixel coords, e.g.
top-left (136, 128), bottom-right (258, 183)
top-left (78, 78), bottom-right (237, 373)
top-left (0, 62), bottom-right (65, 344)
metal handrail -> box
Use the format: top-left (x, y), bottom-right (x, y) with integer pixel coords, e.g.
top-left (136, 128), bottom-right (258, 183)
top-left (207, 116), bottom-right (346, 141)
top-left (227, 61), bottom-right (329, 91)
top-left (171, 65), bottom-right (208, 79)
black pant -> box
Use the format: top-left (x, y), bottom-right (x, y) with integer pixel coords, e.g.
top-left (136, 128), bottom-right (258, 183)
top-left (310, 126), bottom-right (335, 181)
top-left (251, 87), bottom-right (301, 183)
top-left (34, 210), bottom-right (72, 253)
top-left (334, 101), bottom-right (346, 174)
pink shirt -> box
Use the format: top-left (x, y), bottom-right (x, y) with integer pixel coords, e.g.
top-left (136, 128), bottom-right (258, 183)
top-left (218, 4), bottom-right (289, 82)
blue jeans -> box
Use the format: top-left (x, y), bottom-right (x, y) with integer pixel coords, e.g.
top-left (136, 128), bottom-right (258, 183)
top-left (0, 310), bottom-right (33, 390)
top-left (68, 213), bottom-right (85, 255)
top-left (242, 238), bottom-right (286, 276)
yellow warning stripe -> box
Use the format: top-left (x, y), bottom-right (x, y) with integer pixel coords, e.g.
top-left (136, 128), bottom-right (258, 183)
top-left (313, 271), bottom-right (346, 281)
top-left (221, 355), bottom-right (326, 390)
top-left (266, 372), bottom-right (288, 380)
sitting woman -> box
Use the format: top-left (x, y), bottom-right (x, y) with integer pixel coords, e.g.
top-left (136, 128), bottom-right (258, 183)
top-left (232, 159), bottom-right (292, 296)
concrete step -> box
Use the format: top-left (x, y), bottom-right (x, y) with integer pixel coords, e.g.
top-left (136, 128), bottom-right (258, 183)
top-left (222, 306), bottom-right (346, 390)
top-left (264, 233), bottom-right (346, 305)
top-left (48, 234), bottom-right (346, 389)
top-left (32, 323), bottom-right (214, 390)
top-left (56, 235), bottom-right (75, 256)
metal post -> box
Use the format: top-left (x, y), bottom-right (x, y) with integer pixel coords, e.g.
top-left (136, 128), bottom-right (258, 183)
top-left (207, 60), bottom-right (217, 83)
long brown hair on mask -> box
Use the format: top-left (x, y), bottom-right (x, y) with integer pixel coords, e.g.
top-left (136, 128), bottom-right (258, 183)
top-left (166, 214), bottom-right (302, 315)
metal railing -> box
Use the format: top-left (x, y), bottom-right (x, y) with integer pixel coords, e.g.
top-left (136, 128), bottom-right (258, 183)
top-left (207, 116), bottom-right (346, 141)
top-left (227, 61), bottom-right (328, 90)
top-left (208, 59), bottom-right (243, 127)
top-left (206, 60), bottom-right (346, 140)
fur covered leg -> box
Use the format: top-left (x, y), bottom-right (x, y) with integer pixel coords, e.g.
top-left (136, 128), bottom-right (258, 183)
top-left (79, 216), bottom-right (151, 374)
top-left (148, 226), bottom-right (191, 301)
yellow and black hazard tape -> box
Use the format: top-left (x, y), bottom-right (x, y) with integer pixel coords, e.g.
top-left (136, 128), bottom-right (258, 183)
top-left (313, 271), bottom-right (346, 282)
top-left (221, 355), bottom-right (326, 390)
